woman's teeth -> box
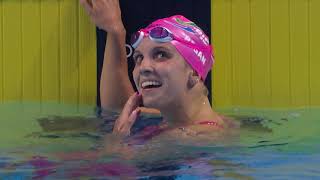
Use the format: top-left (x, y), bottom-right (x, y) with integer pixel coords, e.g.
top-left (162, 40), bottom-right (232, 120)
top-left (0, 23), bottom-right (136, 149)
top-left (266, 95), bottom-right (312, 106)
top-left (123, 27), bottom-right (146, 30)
top-left (141, 81), bottom-right (162, 89)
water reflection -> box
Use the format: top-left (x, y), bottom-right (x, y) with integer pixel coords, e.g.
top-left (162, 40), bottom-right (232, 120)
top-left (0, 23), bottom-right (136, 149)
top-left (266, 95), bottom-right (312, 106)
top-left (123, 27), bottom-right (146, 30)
top-left (0, 102), bottom-right (319, 179)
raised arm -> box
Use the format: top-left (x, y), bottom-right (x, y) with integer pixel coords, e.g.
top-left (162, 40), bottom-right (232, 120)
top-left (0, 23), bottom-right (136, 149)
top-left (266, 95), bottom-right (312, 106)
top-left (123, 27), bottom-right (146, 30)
top-left (80, 0), bottom-right (134, 112)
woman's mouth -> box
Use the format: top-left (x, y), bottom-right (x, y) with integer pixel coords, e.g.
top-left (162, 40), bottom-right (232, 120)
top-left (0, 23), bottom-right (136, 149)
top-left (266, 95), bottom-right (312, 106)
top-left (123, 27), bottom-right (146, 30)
top-left (141, 80), bottom-right (162, 90)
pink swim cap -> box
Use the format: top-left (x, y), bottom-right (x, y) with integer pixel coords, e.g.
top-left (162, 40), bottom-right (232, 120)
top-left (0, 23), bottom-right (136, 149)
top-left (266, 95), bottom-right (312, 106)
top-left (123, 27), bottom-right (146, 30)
top-left (141, 15), bottom-right (214, 80)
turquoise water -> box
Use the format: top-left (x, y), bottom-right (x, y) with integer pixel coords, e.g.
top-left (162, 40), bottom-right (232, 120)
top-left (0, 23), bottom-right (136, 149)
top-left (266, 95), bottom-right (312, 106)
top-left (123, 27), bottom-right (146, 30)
top-left (0, 102), bottom-right (319, 179)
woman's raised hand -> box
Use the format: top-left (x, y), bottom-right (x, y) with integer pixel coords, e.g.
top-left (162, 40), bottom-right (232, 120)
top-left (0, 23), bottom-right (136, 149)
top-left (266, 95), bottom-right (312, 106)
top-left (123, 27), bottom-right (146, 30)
top-left (79, 0), bottom-right (124, 33)
top-left (112, 93), bottom-right (142, 137)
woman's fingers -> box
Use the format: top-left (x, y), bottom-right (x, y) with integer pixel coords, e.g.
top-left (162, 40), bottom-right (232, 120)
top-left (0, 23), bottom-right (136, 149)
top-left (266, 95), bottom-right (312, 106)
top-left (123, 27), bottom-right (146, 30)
top-left (117, 93), bottom-right (142, 126)
top-left (80, 0), bottom-right (123, 32)
top-left (86, 0), bottom-right (93, 7)
top-left (91, 0), bottom-right (100, 10)
top-left (127, 108), bottom-right (141, 128)
top-left (81, 0), bottom-right (93, 7)
top-left (122, 93), bottom-right (142, 116)
top-left (79, 0), bottom-right (93, 15)
top-left (115, 108), bottom-right (141, 136)
top-left (113, 93), bottom-right (142, 136)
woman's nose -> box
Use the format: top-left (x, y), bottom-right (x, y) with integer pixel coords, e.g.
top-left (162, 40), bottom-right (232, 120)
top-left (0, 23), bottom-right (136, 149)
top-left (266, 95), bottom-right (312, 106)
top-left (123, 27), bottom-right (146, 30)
top-left (139, 58), bottom-right (154, 75)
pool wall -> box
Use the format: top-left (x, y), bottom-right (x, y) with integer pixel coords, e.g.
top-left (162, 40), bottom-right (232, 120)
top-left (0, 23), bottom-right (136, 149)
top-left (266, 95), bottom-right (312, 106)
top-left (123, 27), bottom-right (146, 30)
top-left (0, 1), bottom-right (320, 108)
top-left (212, 0), bottom-right (320, 108)
top-left (0, 1), bottom-right (96, 105)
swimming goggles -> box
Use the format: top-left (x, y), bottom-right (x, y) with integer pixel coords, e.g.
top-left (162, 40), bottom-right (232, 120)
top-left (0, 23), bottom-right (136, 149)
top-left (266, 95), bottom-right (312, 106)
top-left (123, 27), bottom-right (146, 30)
top-left (130, 26), bottom-right (211, 52)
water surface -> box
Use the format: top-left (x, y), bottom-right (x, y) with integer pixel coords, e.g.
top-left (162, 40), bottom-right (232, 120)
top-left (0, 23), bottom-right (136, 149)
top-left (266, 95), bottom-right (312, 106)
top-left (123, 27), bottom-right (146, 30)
top-left (0, 102), bottom-right (319, 179)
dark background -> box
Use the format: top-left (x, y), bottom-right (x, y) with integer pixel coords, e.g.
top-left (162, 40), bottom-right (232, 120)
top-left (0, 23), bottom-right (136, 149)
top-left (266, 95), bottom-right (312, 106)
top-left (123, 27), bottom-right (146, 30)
top-left (96, 0), bottom-right (212, 107)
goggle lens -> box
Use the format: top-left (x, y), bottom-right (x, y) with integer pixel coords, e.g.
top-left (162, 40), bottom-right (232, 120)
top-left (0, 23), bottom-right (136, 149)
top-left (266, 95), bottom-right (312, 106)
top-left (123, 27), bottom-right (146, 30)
top-left (149, 27), bottom-right (170, 39)
top-left (130, 27), bottom-right (172, 48)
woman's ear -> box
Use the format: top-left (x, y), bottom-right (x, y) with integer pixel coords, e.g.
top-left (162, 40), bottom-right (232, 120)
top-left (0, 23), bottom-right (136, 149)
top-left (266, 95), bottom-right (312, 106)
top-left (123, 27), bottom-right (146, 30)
top-left (187, 70), bottom-right (200, 88)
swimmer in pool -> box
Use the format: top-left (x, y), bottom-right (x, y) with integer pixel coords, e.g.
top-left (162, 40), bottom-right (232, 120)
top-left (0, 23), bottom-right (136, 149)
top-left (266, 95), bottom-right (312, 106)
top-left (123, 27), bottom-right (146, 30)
top-left (80, 0), bottom-right (237, 139)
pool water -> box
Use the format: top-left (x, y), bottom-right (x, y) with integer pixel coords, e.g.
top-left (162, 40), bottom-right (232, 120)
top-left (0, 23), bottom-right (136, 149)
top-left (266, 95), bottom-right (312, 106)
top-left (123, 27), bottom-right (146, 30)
top-left (0, 102), bottom-right (319, 179)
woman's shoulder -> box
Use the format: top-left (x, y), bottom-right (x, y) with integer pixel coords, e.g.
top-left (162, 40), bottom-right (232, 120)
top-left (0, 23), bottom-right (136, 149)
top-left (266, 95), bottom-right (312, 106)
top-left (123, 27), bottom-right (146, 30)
top-left (220, 115), bottom-right (241, 129)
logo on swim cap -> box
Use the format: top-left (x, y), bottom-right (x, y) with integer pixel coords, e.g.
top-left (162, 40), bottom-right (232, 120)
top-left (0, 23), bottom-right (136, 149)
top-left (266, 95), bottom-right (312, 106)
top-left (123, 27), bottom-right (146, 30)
top-left (164, 20), bottom-right (195, 33)
top-left (175, 17), bottom-right (200, 29)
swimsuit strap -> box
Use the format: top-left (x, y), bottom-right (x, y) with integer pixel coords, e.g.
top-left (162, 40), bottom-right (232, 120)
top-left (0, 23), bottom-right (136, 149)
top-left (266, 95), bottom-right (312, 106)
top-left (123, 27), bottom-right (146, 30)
top-left (194, 120), bottom-right (224, 129)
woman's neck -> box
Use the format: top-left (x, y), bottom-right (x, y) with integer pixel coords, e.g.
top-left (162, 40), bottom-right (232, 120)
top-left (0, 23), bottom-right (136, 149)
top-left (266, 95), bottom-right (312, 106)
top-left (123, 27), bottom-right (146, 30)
top-left (160, 96), bottom-right (220, 127)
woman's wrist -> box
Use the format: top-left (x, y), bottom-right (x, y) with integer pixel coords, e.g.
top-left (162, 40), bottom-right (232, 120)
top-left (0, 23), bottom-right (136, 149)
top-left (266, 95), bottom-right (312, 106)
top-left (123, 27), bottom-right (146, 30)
top-left (104, 23), bottom-right (126, 36)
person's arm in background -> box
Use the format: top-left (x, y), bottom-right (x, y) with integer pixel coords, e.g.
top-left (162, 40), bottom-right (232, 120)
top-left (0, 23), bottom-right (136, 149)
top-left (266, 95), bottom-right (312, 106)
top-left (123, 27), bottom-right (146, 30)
top-left (80, 0), bottom-right (134, 112)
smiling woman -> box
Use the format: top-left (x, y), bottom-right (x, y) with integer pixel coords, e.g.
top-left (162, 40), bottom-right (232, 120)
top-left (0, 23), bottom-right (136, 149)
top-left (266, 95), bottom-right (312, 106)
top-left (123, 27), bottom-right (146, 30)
top-left (115, 15), bottom-right (238, 138)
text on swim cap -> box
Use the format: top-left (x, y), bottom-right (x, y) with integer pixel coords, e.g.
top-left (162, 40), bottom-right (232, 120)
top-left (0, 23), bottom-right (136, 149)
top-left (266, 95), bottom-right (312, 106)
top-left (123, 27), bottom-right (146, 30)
top-left (181, 32), bottom-right (196, 44)
top-left (193, 49), bottom-right (206, 65)
top-left (195, 29), bottom-right (209, 46)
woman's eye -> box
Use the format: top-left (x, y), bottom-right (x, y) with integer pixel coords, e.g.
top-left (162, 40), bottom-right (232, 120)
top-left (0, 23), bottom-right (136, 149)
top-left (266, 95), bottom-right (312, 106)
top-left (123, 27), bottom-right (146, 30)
top-left (133, 54), bottom-right (143, 64)
top-left (154, 51), bottom-right (168, 60)
top-left (156, 52), bottom-right (164, 59)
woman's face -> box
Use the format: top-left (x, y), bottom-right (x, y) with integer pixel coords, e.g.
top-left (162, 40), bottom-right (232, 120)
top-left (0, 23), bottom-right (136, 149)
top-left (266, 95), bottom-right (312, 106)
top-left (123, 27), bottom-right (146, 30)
top-left (132, 38), bottom-right (191, 109)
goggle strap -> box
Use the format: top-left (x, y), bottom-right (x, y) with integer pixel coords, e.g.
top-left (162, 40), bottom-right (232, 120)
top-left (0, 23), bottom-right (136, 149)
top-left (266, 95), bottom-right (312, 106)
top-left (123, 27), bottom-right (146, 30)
top-left (131, 31), bottom-right (145, 49)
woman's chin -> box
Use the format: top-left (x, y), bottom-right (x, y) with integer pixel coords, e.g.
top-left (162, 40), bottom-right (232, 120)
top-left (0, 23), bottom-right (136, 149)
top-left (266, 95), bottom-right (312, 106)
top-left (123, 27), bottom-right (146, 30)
top-left (140, 87), bottom-right (167, 109)
top-left (142, 99), bottom-right (159, 109)
top-left (142, 96), bottom-right (163, 109)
